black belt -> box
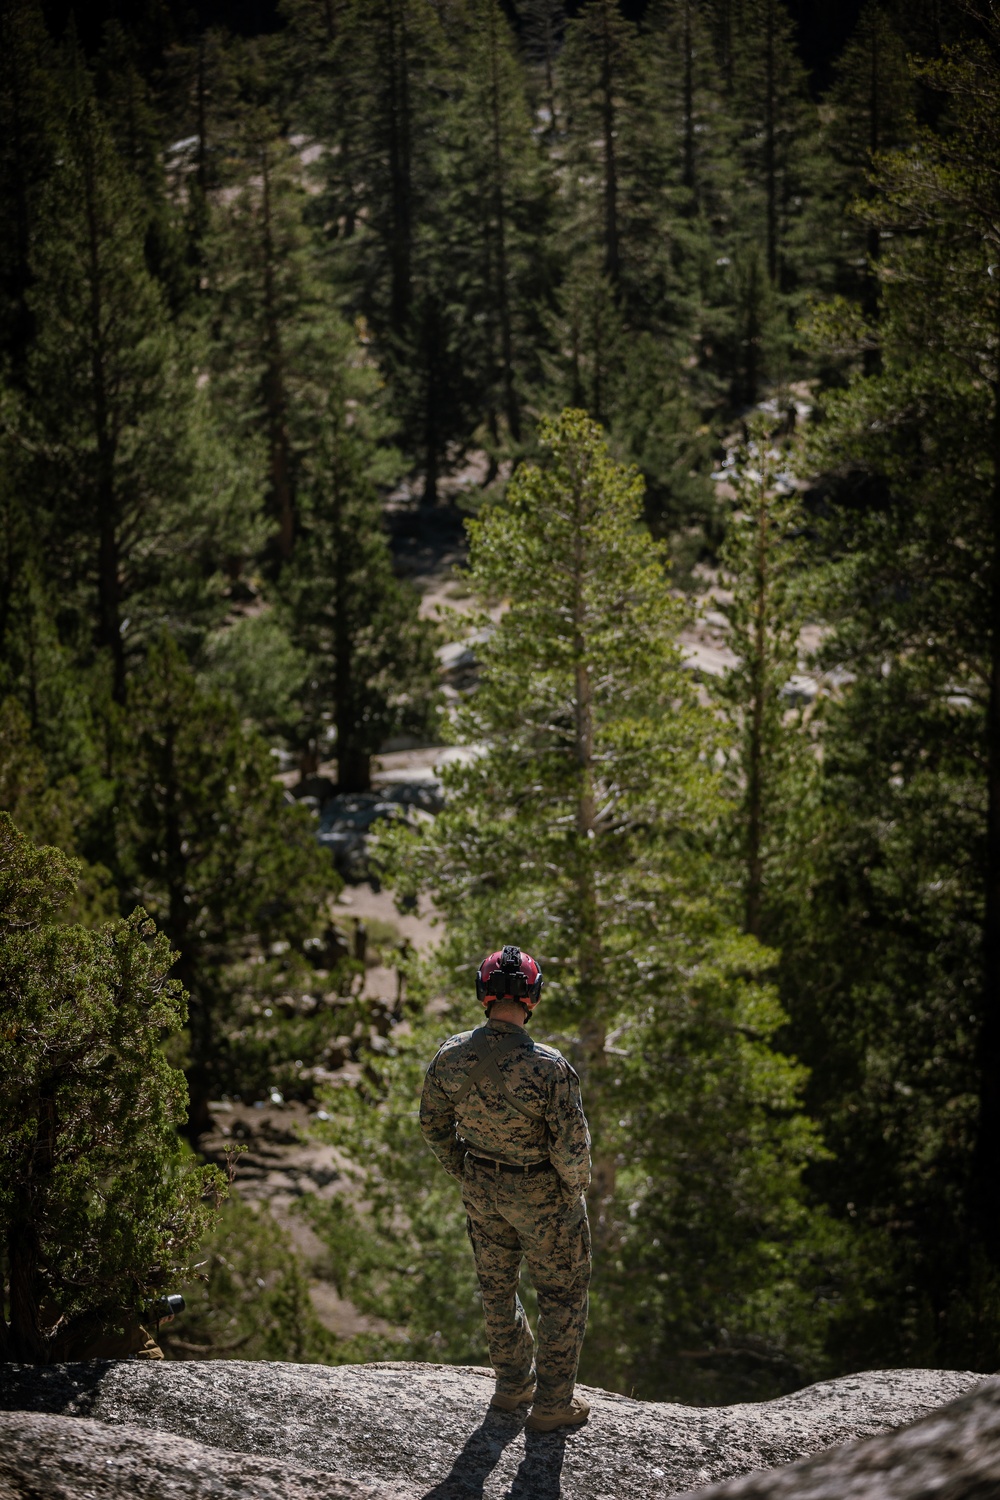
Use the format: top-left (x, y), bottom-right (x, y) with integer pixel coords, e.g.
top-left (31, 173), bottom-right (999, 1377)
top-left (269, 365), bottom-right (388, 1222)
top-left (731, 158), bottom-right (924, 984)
top-left (467, 1152), bottom-right (552, 1176)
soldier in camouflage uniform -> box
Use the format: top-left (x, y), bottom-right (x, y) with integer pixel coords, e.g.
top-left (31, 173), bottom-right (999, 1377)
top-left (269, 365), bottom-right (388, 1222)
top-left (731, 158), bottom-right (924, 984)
top-left (420, 945), bottom-right (592, 1433)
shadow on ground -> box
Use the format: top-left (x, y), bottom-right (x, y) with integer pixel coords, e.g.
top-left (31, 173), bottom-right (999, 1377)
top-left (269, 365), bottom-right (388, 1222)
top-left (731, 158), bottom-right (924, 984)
top-left (421, 1409), bottom-right (572, 1500)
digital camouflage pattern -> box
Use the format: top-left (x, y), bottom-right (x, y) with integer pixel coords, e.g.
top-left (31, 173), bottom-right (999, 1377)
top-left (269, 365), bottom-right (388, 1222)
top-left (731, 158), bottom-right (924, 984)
top-left (420, 1017), bottom-right (592, 1408)
top-left (419, 1019), bottom-right (592, 1189)
top-left (463, 1155), bottom-right (591, 1407)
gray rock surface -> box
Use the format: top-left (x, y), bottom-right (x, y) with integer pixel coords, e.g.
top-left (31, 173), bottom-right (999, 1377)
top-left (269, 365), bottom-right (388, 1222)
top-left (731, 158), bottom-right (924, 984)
top-left (0, 1409), bottom-right (407, 1500)
top-left (674, 1374), bottom-right (1000, 1499)
top-left (0, 1359), bottom-right (987, 1500)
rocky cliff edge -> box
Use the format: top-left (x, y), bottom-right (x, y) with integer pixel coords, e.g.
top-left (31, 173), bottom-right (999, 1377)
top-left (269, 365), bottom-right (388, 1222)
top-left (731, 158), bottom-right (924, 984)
top-left (0, 1359), bottom-right (992, 1500)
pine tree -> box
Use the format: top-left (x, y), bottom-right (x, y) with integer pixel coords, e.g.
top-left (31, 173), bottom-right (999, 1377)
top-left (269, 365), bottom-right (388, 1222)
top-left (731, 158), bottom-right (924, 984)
top-left (0, 696), bottom-right (114, 924)
top-left (541, 261), bottom-right (713, 539)
top-left (204, 115), bottom-right (325, 563)
top-left (712, 0), bottom-right (832, 399)
top-left (160, 27), bottom-right (244, 269)
top-left (278, 0), bottom-right (364, 240)
top-left (729, 0), bottom-right (818, 292)
top-left (714, 417), bottom-right (818, 941)
top-left (300, 0), bottom-right (451, 343)
top-left (560, 0), bottom-right (651, 295)
top-left (440, 0), bottom-right (552, 451)
top-left (795, 20), bottom-right (1000, 1359)
top-left (824, 2), bottom-right (915, 362)
top-left (0, 0), bottom-right (58, 381)
top-left (95, 21), bottom-right (191, 313)
top-left (645, 0), bottom-right (734, 215)
top-left (281, 392), bottom-right (440, 791)
top-left (517, 0), bottom-right (565, 136)
top-left (114, 641), bottom-right (338, 1131)
top-left (375, 409), bottom-right (847, 1395)
top-left (0, 813), bottom-right (226, 1361)
top-left (541, 255), bottom-right (625, 428)
top-left (16, 48), bottom-right (248, 704)
top-left (388, 412), bottom-right (769, 1203)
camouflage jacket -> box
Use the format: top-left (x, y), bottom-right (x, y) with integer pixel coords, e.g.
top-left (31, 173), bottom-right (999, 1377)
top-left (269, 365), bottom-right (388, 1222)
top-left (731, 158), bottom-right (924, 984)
top-left (420, 1018), bottom-right (591, 1194)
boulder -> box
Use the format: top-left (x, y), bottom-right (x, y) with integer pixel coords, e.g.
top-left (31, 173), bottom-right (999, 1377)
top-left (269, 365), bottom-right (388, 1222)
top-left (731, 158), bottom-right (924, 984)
top-left (292, 774), bottom-right (338, 806)
top-left (0, 1359), bottom-right (986, 1500)
top-left (317, 794), bottom-right (408, 882)
top-left (673, 1373), bottom-right (1000, 1500)
top-left (379, 780), bottom-right (445, 815)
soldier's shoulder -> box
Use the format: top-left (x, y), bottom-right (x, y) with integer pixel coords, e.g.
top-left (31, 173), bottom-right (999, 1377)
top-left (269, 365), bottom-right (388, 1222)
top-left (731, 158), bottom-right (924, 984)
top-left (528, 1038), bottom-right (577, 1075)
top-left (431, 1028), bottom-right (478, 1062)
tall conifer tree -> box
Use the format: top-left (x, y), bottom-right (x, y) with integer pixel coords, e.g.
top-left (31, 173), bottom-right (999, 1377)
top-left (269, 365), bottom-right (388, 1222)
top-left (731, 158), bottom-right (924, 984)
top-left (560, 0), bottom-right (645, 292)
top-left (379, 409), bottom-right (845, 1397)
top-left (442, 0), bottom-right (552, 451)
top-left (714, 419), bottom-right (817, 941)
top-left (797, 18), bottom-right (1000, 1361)
top-left (17, 48), bottom-right (246, 703)
top-left (825, 2), bottom-right (915, 359)
top-left (115, 642), bottom-right (336, 1131)
top-left (0, 0), bottom-right (57, 382)
top-left (281, 390), bottom-right (440, 792)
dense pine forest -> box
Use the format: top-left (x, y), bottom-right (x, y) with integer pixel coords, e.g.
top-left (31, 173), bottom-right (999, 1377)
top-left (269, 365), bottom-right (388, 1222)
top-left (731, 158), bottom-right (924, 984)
top-left (2, 0), bottom-right (1000, 1405)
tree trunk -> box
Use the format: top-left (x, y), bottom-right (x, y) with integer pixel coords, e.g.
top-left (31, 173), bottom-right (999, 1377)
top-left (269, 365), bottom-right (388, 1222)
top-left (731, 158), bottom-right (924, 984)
top-left (422, 299), bottom-right (440, 505)
top-left (83, 121), bottom-right (126, 704)
top-left (600, 1), bottom-right (620, 285)
top-left (386, 0), bottom-right (413, 337)
top-left (971, 295), bottom-right (1000, 1258)
top-left (743, 252), bottom-right (762, 407)
top-left (764, 0), bottom-right (778, 287)
top-left (487, 2), bottom-right (520, 442)
top-left (196, 35), bottom-right (208, 198)
top-left (8, 1219), bottom-right (45, 1361)
top-left (682, 0), bottom-right (696, 196)
top-left (570, 463), bottom-right (612, 1231)
top-left (862, 16), bottom-right (883, 377)
top-left (8, 1081), bottom-right (56, 1361)
top-left (261, 145), bottom-right (295, 561)
top-left (329, 458), bottom-right (370, 795)
top-left (97, 513), bottom-right (126, 705)
top-left (744, 480), bottom-right (769, 939)
top-left (337, 742), bottom-right (372, 794)
top-left (2, 6), bottom-right (38, 386)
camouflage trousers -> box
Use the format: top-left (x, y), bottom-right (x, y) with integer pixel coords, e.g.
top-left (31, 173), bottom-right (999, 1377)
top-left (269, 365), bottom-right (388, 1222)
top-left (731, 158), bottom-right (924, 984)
top-left (462, 1155), bottom-right (591, 1410)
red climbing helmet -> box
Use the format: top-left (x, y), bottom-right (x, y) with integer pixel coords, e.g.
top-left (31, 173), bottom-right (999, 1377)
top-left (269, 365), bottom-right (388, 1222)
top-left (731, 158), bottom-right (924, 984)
top-left (476, 945), bottom-right (544, 1012)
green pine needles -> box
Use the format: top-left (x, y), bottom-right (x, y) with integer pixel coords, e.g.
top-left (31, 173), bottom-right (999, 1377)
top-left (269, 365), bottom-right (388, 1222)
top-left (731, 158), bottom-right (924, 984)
top-left (0, 814), bottom-right (226, 1362)
top-left (352, 410), bottom-right (850, 1400)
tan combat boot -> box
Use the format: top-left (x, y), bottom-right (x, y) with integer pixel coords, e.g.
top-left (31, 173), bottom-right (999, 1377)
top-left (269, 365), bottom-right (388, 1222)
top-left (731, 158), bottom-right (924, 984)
top-left (524, 1394), bottom-right (590, 1432)
top-left (489, 1380), bottom-right (536, 1412)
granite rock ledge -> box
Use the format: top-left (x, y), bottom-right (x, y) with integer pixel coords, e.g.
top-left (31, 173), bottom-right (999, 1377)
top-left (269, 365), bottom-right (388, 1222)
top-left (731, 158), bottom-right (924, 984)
top-left (0, 1359), bottom-right (988, 1500)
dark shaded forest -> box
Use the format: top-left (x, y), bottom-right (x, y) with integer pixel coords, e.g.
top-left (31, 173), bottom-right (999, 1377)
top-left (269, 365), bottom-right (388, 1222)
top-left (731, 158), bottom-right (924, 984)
top-left (2, 0), bottom-right (1000, 1404)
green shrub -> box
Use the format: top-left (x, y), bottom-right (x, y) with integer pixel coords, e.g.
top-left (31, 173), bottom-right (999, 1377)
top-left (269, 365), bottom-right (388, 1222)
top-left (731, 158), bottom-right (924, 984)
top-left (0, 814), bottom-right (225, 1361)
